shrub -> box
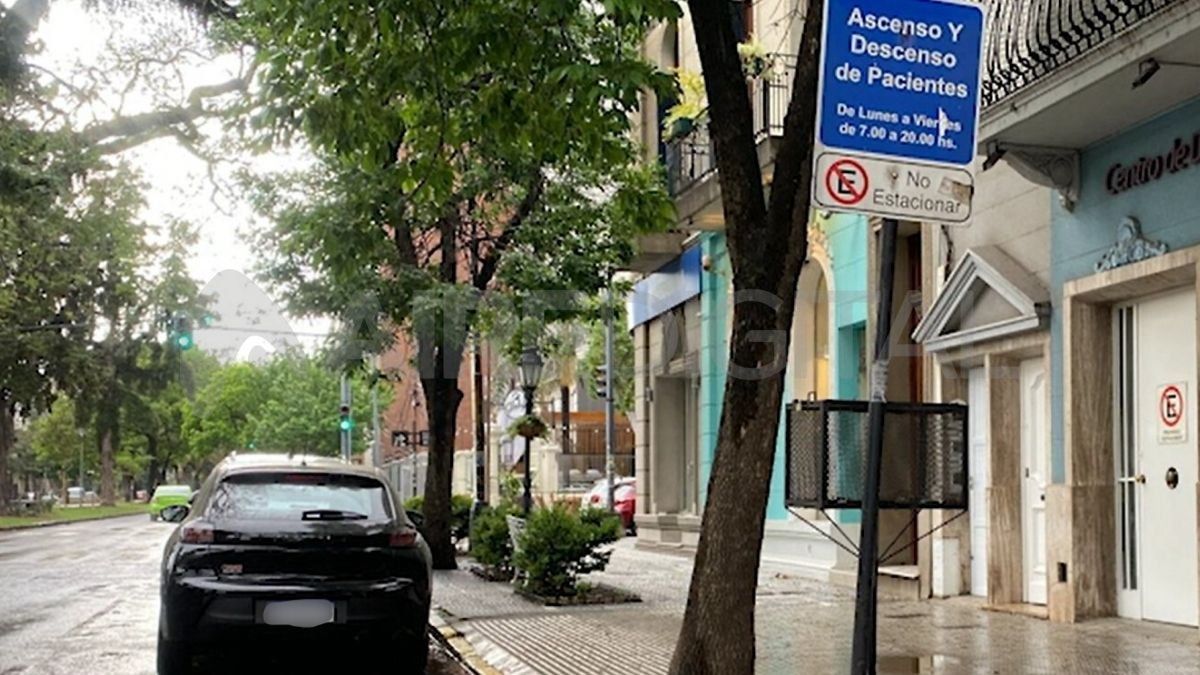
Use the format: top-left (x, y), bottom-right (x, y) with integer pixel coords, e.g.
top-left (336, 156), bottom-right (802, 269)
top-left (403, 493), bottom-right (474, 542)
top-left (469, 504), bottom-right (515, 576)
top-left (513, 504), bottom-right (621, 597)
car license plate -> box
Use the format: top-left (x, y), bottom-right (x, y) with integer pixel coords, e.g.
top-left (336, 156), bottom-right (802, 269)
top-left (262, 599), bottom-right (335, 628)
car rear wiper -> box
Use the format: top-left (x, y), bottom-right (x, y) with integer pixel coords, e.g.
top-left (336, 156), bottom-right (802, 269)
top-left (301, 509), bottom-right (369, 521)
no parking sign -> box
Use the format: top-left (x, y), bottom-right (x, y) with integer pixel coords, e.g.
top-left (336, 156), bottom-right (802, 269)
top-left (1159, 382), bottom-right (1188, 444)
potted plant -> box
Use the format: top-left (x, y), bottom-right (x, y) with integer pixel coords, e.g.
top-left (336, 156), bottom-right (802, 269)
top-left (507, 414), bottom-right (549, 440)
top-left (737, 35), bottom-right (777, 80)
top-left (661, 68), bottom-right (707, 141)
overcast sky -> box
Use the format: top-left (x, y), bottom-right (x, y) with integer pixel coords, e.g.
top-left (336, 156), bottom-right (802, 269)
top-left (26, 0), bottom-right (331, 358)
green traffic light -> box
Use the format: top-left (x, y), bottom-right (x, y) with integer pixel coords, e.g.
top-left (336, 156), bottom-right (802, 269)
top-left (339, 417), bottom-right (353, 431)
top-left (176, 334), bottom-right (194, 350)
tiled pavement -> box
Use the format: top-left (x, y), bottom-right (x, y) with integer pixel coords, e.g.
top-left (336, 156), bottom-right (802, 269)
top-left (433, 539), bottom-right (1200, 674)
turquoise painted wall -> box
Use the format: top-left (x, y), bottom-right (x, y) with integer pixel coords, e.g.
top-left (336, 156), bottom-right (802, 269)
top-left (694, 213), bottom-right (870, 520)
top-left (1049, 96), bottom-right (1200, 482)
top-left (828, 214), bottom-right (870, 400)
top-left (699, 233), bottom-right (730, 507)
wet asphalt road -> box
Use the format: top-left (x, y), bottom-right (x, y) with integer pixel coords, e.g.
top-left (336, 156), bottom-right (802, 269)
top-left (0, 515), bottom-right (168, 674)
top-left (0, 515), bottom-right (466, 675)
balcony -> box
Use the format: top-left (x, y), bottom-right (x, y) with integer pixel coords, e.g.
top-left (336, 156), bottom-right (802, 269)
top-left (980, 0), bottom-right (1200, 148)
top-left (981, 0), bottom-right (1178, 108)
top-left (662, 55), bottom-right (796, 229)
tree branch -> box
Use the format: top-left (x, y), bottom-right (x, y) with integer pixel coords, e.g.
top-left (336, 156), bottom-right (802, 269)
top-left (687, 0), bottom-right (769, 284)
top-left (472, 172), bottom-right (544, 290)
top-left (79, 67), bottom-right (253, 149)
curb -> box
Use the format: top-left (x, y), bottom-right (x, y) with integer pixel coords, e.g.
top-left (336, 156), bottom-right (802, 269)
top-left (431, 611), bottom-right (505, 675)
top-left (0, 511), bottom-right (147, 532)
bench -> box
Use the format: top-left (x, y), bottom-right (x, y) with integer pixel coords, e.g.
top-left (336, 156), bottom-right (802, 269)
top-left (506, 514), bottom-right (528, 585)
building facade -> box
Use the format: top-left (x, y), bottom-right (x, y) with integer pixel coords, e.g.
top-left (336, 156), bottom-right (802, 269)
top-left (916, 0), bottom-right (1200, 628)
top-left (628, 0), bottom-right (881, 580)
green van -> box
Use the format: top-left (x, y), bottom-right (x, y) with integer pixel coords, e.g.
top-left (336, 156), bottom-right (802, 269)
top-left (149, 485), bottom-right (192, 521)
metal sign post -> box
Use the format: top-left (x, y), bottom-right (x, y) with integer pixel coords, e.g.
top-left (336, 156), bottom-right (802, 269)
top-left (604, 277), bottom-right (617, 513)
top-left (809, 0), bottom-right (985, 671)
top-left (851, 219), bottom-right (898, 673)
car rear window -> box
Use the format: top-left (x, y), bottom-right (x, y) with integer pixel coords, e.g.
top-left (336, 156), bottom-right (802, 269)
top-left (206, 472), bottom-right (394, 522)
top-left (154, 486), bottom-right (190, 498)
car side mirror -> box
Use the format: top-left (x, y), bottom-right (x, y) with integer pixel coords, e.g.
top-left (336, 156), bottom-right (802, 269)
top-left (161, 504), bottom-right (190, 523)
top-left (406, 509), bottom-right (425, 529)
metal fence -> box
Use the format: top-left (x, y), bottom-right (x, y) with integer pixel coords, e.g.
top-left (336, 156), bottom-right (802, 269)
top-left (981, 0), bottom-right (1179, 106)
top-left (786, 399), bottom-right (969, 510)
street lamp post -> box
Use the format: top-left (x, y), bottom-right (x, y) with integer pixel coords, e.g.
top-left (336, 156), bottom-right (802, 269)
top-left (518, 346), bottom-right (544, 516)
top-left (410, 389), bottom-right (421, 498)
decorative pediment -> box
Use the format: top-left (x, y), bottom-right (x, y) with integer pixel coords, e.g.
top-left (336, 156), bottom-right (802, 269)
top-left (913, 246), bottom-right (1050, 352)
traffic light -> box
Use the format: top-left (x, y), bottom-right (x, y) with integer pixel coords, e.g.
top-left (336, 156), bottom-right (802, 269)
top-left (594, 364), bottom-right (609, 400)
top-left (169, 314), bottom-right (194, 350)
top-left (338, 404), bottom-right (353, 432)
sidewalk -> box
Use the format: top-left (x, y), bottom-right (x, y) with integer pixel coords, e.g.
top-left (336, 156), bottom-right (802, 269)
top-left (434, 539), bottom-right (1200, 674)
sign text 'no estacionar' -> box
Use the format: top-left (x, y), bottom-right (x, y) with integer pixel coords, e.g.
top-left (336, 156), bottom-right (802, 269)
top-left (812, 0), bottom-right (985, 224)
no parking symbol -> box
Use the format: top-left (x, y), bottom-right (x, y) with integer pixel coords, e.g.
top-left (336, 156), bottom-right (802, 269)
top-left (825, 159), bottom-right (868, 206)
top-left (1159, 382), bottom-right (1188, 444)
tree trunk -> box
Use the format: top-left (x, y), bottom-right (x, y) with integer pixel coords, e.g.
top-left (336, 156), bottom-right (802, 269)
top-left (146, 435), bottom-right (160, 495)
top-left (560, 385), bottom-right (571, 455)
top-left (418, 327), bottom-right (468, 570)
top-left (0, 405), bottom-right (13, 505)
top-left (670, 1), bottom-right (824, 672)
top-left (99, 425), bottom-right (116, 506)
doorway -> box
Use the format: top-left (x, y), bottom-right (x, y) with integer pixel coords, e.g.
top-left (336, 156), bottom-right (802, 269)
top-left (968, 366), bottom-right (989, 598)
top-left (1020, 358), bottom-right (1048, 605)
top-left (1114, 289), bottom-right (1199, 626)
top-left (652, 375), bottom-right (699, 515)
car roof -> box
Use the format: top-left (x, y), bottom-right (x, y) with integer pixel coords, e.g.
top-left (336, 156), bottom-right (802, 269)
top-left (154, 485), bottom-right (191, 493)
top-left (215, 452), bottom-right (386, 480)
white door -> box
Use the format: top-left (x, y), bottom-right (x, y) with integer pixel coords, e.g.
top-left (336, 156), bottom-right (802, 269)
top-left (1020, 358), bottom-right (1049, 605)
top-left (968, 367), bottom-right (989, 598)
top-left (1136, 290), bottom-right (1198, 626)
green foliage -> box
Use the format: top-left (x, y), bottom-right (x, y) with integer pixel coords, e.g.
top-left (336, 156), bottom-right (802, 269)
top-left (182, 352), bottom-right (388, 470)
top-left (405, 493), bottom-right (474, 542)
top-left (224, 0), bottom-right (678, 561)
top-left (662, 68), bottom-right (707, 137)
top-left (513, 504), bottom-right (622, 597)
top-left (469, 504), bottom-right (515, 575)
top-left (498, 471), bottom-right (525, 508)
top-left (27, 396), bottom-right (87, 479)
top-left (506, 414), bottom-right (549, 441)
top-left (581, 300), bottom-right (636, 413)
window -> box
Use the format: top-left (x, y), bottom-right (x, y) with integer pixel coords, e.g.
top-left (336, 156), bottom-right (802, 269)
top-left (207, 472), bottom-right (394, 522)
top-left (731, 0), bottom-right (754, 42)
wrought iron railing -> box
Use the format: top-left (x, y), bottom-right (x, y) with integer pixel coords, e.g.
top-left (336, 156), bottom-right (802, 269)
top-left (664, 54), bottom-right (796, 196)
top-left (981, 0), bottom-right (1180, 106)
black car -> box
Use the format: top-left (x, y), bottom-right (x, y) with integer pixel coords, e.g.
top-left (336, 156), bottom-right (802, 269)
top-left (157, 453), bottom-right (432, 674)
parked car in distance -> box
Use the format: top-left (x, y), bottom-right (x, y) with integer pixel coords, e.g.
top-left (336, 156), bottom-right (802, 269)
top-left (156, 453), bottom-right (432, 674)
top-left (584, 476), bottom-right (636, 534)
top-left (149, 485), bottom-right (192, 521)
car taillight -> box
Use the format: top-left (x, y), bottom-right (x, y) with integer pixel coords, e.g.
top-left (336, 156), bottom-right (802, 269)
top-left (389, 528), bottom-right (418, 548)
top-left (180, 522), bottom-right (214, 544)
top-left (590, 494), bottom-right (601, 504)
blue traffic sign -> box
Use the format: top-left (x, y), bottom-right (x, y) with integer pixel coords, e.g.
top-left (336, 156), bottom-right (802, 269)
top-left (817, 0), bottom-right (985, 168)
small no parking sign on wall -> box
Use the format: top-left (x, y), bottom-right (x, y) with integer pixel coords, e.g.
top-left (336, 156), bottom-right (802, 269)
top-left (1159, 382), bottom-right (1188, 444)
